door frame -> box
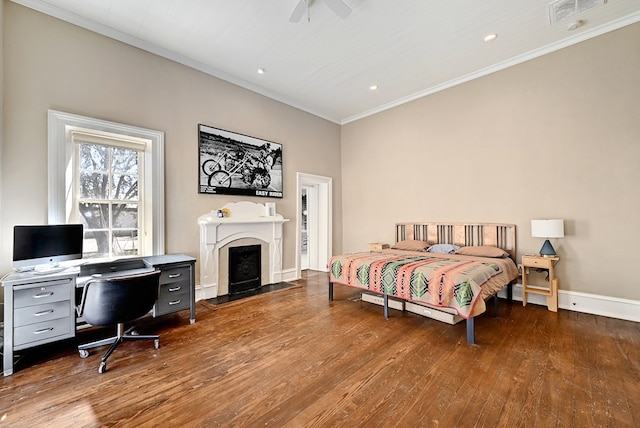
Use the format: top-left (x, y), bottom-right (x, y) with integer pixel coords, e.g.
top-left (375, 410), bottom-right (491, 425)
top-left (296, 172), bottom-right (332, 278)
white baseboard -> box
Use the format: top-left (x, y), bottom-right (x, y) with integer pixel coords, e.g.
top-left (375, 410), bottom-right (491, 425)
top-left (280, 268), bottom-right (299, 283)
top-left (497, 283), bottom-right (640, 323)
top-left (195, 283), bottom-right (215, 301)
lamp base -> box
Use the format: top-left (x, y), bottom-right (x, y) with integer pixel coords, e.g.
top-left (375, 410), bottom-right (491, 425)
top-left (538, 239), bottom-right (557, 257)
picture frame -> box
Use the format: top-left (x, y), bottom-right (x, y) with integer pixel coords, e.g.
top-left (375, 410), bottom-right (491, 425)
top-left (198, 124), bottom-right (283, 198)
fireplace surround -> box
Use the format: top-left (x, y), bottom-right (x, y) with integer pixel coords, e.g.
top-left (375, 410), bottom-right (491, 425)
top-left (198, 201), bottom-right (289, 298)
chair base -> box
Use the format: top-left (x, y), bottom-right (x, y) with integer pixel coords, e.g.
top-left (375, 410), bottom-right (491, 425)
top-left (78, 323), bottom-right (159, 373)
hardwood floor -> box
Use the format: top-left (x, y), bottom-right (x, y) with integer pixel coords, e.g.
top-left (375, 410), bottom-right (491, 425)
top-left (1, 270), bottom-right (639, 427)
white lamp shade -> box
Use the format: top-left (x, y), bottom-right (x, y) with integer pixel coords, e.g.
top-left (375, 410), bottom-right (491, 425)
top-left (531, 219), bottom-right (564, 238)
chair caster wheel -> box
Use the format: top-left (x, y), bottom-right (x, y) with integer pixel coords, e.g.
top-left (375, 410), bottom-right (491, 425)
top-left (154, 339), bottom-right (160, 349)
top-left (98, 362), bottom-right (107, 374)
top-left (79, 349), bottom-right (90, 359)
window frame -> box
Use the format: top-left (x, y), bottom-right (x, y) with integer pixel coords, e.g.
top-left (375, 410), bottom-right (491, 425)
top-left (48, 109), bottom-right (165, 257)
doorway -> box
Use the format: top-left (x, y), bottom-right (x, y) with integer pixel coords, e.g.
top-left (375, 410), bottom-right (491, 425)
top-left (296, 173), bottom-right (332, 278)
top-left (301, 187), bottom-right (310, 270)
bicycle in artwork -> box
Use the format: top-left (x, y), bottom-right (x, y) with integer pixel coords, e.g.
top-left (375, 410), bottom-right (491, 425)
top-left (204, 145), bottom-right (273, 189)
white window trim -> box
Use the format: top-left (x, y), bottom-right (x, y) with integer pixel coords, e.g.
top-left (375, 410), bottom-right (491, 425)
top-left (48, 109), bottom-right (165, 255)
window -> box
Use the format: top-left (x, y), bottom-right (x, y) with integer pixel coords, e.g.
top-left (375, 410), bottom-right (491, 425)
top-left (74, 135), bottom-right (142, 258)
top-left (48, 110), bottom-right (165, 258)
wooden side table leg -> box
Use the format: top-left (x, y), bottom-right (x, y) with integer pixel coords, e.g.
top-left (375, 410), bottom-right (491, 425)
top-left (547, 278), bottom-right (559, 312)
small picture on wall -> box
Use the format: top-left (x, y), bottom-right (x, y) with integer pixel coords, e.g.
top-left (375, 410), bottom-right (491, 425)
top-left (198, 124), bottom-right (283, 198)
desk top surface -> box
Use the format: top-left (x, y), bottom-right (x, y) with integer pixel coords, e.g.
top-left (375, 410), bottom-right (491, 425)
top-left (2, 254), bottom-right (195, 287)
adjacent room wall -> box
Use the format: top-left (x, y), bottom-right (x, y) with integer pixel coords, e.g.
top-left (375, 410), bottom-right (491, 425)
top-left (341, 23), bottom-right (640, 301)
top-left (0, 2), bottom-right (343, 282)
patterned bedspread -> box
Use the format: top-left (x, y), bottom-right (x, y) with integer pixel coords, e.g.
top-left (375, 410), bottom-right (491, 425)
top-left (329, 250), bottom-right (517, 318)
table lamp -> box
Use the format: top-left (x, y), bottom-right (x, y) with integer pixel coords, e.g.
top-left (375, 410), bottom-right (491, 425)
top-left (531, 219), bottom-right (564, 257)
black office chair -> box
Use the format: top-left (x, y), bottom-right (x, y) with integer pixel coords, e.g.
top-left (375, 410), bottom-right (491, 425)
top-left (77, 270), bottom-right (162, 373)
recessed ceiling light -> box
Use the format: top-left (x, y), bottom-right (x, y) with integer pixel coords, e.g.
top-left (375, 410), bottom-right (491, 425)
top-left (369, 85), bottom-right (378, 91)
top-left (257, 68), bottom-right (266, 74)
top-left (483, 33), bottom-right (498, 42)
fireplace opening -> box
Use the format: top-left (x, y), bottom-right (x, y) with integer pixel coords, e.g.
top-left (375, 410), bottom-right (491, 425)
top-left (228, 245), bottom-right (261, 295)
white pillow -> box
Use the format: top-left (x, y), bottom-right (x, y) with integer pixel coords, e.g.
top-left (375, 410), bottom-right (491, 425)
top-left (426, 244), bottom-right (460, 254)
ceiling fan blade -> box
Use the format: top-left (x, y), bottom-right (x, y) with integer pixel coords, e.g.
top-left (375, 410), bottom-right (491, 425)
top-left (289, 0), bottom-right (307, 23)
top-left (323, 0), bottom-right (351, 19)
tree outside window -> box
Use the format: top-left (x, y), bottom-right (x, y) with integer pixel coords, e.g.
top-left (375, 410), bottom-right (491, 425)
top-left (77, 143), bottom-right (141, 258)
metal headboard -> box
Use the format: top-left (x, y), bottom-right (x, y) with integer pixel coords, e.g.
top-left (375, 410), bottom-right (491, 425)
top-left (395, 222), bottom-right (517, 262)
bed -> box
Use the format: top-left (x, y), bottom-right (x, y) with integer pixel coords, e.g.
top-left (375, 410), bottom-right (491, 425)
top-left (328, 222), bottom-right (519, 344)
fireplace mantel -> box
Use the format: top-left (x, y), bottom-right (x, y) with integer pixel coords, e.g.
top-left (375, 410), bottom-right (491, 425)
top-left (198, 201), bottom-right (289, 298)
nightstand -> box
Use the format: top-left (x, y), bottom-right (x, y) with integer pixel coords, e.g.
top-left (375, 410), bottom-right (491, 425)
top-left (521, 255), bottom-right (560, 312)
top-left (368, 243), bottom-right (389, 251)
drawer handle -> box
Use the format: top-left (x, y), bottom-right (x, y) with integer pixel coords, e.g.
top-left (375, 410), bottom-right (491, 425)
top-left (34, 309), bottom-right (55, 317)
top-left (168, 273), bottom-right (182, 278)
top-left (168, 299), bottom-right (182, 305)
top-left (34, 327), bottom-right (54, 334)
top-left (168, 286), bottom-right (182, 292)
top-left (34, 292), bottom-right (54, 298)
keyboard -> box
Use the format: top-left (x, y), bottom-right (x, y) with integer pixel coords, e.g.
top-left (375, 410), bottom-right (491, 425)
top-left (76, 267), bottom-right (155, 287)
top-left (33, 266), bottom-right (67, 275)
top-left (76, 257), bottom-right (154, 287)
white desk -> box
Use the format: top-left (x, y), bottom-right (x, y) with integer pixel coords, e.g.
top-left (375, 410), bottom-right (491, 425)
top-left (2, 254), bottom-right (195, 376)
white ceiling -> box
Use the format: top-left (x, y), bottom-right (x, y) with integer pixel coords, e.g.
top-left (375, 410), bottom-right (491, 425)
top-left (13, 0), bottom-right (640, 124)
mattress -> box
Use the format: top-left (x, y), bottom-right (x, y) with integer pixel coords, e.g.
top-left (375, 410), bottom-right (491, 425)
top-left (329, 249), bottom-right (519, 318)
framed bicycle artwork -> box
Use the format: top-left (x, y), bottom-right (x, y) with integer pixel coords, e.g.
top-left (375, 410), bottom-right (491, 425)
top-left (198, 124), bottom-right (283, 198)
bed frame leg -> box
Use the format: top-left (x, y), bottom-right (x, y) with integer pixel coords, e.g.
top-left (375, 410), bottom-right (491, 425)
top-left (493, 294), bottom-right (499, 317)
top-left (383, 294), bottom-right (389, 319)
top-left (466, 317), bottom-right (475, 344)
top-left (329, 282), bottom-right (334, 301)
top-left (507, 282), bottom-right (513, 302)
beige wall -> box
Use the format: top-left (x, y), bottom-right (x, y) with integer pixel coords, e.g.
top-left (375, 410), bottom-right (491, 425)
top-left (341, 23), bottom-right (640, 301)
top-left (0, 3), bottom-right (343, 281)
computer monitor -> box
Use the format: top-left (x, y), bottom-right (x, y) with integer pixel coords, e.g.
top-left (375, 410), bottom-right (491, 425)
top-left (12, 224), bottom-right (84, 271)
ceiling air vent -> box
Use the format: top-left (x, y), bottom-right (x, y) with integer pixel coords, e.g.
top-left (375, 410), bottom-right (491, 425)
top-left (548, 0), bottom-right (607, 25)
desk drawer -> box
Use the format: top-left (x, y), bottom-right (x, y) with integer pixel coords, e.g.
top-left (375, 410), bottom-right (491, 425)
top-left (14, 281), bottom-right (72, 308)
top-left (160, 266), bottom-right (191, 285)
top-left (159, 280), bottom-right (190, 299)
top-left (155, 281), bottom-right (190, 316)
top-left (14, 317), bottom-right (73, 347)
top-left (14, 301), bottom-right (72, 327)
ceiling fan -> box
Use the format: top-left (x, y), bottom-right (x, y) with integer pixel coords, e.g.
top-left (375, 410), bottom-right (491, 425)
top-left (289, 0), bottom-right (352, 23)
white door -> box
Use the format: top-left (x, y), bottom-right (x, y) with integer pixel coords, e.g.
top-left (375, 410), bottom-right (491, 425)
top-left (300, 187), bottom-right (310, 270)
top-left (296, 173), bottom-right (332, 277)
